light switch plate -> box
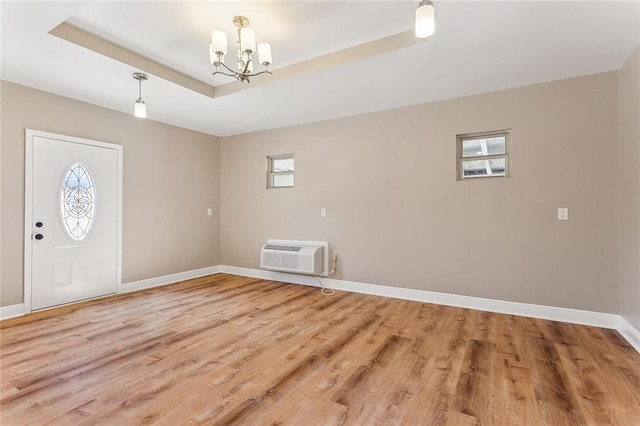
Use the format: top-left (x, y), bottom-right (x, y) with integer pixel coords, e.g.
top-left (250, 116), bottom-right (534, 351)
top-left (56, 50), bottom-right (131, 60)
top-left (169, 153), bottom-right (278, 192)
top-left (557, 207), bottom-right (569, 221)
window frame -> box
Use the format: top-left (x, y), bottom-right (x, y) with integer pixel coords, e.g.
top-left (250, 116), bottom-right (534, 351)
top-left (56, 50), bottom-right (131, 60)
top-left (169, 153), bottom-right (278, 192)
top-left (456, 129), bottom-right (511, 180)
top-left (267, 154), bottom-right (294, 189)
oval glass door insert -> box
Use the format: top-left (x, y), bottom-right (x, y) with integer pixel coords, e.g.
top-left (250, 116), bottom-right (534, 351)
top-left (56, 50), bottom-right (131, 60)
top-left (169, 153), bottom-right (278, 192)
top-left (60, 163), bottom-right (96, 241)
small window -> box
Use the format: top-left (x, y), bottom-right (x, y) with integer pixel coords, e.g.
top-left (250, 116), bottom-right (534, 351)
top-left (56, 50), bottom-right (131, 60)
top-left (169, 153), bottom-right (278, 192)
top-left (267, 154), bottom-right (294, 188)
top-left (457, 130), bottom-right (510, 180)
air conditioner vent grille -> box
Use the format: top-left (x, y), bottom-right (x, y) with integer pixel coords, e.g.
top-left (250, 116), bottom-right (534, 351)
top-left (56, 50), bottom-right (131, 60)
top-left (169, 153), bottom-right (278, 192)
top-left (260, 240), bottom-right (328, 276)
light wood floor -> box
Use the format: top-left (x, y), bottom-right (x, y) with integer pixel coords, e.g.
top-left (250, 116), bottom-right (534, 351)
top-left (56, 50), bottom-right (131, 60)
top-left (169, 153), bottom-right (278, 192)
top-left (1, 274), bottom-right (639, 425)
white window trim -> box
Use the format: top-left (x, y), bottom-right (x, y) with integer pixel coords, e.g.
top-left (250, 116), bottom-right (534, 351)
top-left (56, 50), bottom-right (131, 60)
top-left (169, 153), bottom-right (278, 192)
top-left (267, 154), bottom-right (294, 189)
top-left (456, 129), bottom-right (511, 181)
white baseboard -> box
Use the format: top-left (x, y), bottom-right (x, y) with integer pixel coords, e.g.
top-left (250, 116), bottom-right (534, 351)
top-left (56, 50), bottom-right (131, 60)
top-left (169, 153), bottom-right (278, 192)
top-left (219, 265), bottom-right (619, 328)
top-left (219, 265), bottom-right (640, 353)
top-left (0, 266), bottom-right (221, 322)
top-left (119, 265), bottom-right (221, 293)
top-left (618, 316), bottom-right (640, 352)
top-left (0, 304), bottom-right (25, 320)
top-left (4, 264), bottom-right (639, 355)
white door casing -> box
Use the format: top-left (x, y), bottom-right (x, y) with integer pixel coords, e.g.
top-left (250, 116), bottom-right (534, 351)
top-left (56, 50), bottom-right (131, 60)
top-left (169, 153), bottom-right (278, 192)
top-left (24, 130), bottom-right (122, 311)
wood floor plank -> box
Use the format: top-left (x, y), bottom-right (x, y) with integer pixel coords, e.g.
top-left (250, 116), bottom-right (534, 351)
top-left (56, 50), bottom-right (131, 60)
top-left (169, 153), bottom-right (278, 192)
top-left (259, 388), bottom-right (349, 426)
top-left (1, 273), bottom-right (639, 425)
top-left (557, 343), bottom-right (617, 424)
top-left (329, 334), bottom-right (411, 423)
top-left (494, 353), bottom-right (541, 425)
top-left (527, 335), bottom-right (588, 424)
top-left (354, 336), bottom-right (433, 425)
top-left (451, 339), bottom-right (497, 423)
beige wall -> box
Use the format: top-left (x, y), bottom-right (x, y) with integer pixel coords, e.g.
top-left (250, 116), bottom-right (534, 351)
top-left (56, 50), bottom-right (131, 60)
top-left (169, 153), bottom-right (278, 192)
top-left (1, 81), bottom-right (220, 306)
top-left (618, 45), bottom-right (640, 329)
top-left (221, 72), bottom-right (620, 313)
top-left (2, 68), bottom-right (629, 316)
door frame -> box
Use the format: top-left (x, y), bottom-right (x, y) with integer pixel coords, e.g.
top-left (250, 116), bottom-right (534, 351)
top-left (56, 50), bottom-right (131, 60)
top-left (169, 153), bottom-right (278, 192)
top-left (24, 129), bottom-right (123, 313)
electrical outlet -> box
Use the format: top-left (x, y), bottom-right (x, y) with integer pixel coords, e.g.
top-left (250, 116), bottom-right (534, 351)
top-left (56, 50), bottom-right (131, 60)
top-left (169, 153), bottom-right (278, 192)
top-left (320, 208), bottom-right (327, 218)
top-left (207, 208), bottom-right (212, 216)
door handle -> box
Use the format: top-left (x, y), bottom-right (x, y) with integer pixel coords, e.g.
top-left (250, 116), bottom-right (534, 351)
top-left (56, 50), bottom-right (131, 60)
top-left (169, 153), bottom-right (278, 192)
top-left (34, 234), bottom-right (44, 240)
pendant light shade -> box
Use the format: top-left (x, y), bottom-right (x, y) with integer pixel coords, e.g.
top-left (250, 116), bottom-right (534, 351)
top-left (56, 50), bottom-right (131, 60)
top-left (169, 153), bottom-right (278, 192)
top-left (211, 31), bottom-right (227, 55)
top-left (415, 0), bottom-right (435, 38)
top-left (258, 43), bottom-right (272, 67)
top-left (240, 28), bottom-right (256, 53)
top-left (134, 99), bottom-right (146, 118)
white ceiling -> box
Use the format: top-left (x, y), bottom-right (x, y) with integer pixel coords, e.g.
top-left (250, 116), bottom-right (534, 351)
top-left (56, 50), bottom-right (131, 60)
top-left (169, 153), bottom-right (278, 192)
top-left (2, 1), bottom-right (639, 137)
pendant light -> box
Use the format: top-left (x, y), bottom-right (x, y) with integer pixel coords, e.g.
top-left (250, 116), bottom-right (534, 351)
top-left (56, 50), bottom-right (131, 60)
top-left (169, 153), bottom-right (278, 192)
top-left (415, 0), bottom-right (435, 38)
top-left (132, 72), bottom-right (148, 118)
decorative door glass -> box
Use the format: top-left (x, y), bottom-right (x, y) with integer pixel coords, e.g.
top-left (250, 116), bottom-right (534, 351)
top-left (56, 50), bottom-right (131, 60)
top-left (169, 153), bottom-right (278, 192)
top-left (60, 162), bottom-right (96, 241)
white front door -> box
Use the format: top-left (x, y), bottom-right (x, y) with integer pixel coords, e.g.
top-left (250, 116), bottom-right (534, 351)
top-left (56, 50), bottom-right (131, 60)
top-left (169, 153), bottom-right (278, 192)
top-left (26, 131), bottom-right (122, 311)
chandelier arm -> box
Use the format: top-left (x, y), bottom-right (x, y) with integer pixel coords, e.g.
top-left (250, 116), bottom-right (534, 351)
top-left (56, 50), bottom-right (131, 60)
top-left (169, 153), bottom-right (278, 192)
top-left (214, 61), bottom-right (241, 75)
top-left (245, 70), bottom-right (273, 78)
top-left (213, 65), bottom-right (272, 81)
top-left (212, 70), bottom-right (240, 79)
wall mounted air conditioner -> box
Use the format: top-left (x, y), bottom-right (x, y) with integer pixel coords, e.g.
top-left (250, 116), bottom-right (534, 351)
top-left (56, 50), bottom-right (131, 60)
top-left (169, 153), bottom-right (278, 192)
top-left (260, 239), bottom-right (329, 276)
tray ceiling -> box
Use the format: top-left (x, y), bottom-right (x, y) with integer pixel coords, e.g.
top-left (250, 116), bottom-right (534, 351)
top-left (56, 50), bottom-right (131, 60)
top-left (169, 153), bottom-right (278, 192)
top-left (2, 1), bottom-right (639, 136)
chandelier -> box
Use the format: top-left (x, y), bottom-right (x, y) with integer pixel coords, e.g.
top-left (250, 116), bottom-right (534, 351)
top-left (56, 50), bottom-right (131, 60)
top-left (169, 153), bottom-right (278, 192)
top-left (209, 16), bottom-right (272, 83)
